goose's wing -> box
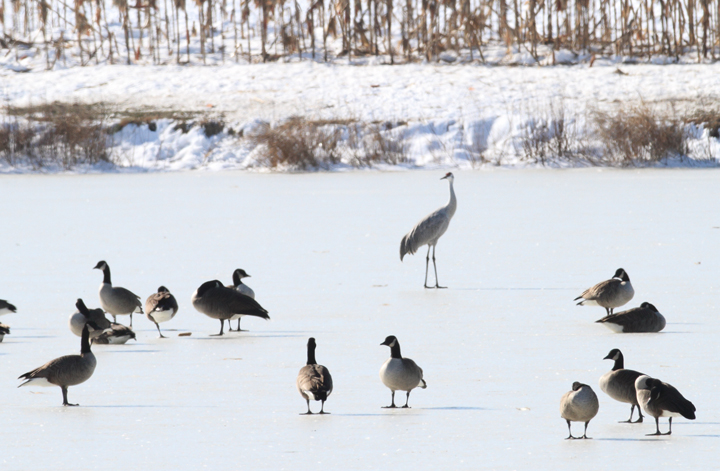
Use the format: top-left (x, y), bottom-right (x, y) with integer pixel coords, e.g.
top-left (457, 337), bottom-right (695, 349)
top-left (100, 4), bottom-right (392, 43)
top-left (297, 365), bottom-right (333, 397)
top-left (596, 306), bottom-right (644, 326)
top-left (19, 354), bottom-right (83, 381)
top-left (576, 278), bottom-right (618, 301)
top-left (215, 287), bottom-right (269, 318)
top-left (146, 291), bottom-right (178, 313)
top-left (650, 382), bottom-right (696, 419)
top-left (114, 287), bottom-right (143, 308)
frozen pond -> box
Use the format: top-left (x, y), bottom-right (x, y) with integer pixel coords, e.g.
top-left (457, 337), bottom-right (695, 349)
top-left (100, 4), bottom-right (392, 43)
top-left (0, 169), bottom-right (718, 470)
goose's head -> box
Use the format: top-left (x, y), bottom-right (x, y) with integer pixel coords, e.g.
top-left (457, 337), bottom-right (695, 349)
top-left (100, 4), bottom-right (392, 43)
top-left (307, 337), bottom-right (316, 348)
top-left (93, 260), bottom-right (108, 271)
top-left (157, 286), bottom-right (170, 293)
top-left (196, 280), bottom-right (223, 298)
top-left (603, 348), bottom-right (622, 361)
top-left (640, 302), bottom-right (658, 312)
top-left (571, 381), bottom-right (588, 392)
top-left (613, 268), bottom-right (630, 282)
top-left (380, 335), bottom-right (398, 348)
top-left (441, 172), bottom-right (454, 182)
top-left (234, 269), bottom-right (251, 279)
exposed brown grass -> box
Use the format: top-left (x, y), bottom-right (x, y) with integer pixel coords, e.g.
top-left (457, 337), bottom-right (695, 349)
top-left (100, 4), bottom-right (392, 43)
top-left (593, 103), bottom-right (688, 165)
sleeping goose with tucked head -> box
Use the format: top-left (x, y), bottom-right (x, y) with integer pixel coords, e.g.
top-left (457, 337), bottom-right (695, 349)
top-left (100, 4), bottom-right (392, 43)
top-left (227, 269), bottom-right (256, 331)
top-left (575, 268), bottom-right (634, 316)
top-left (379, 335), bottom-right (426, 408)
top-left (560, 382), bottom-right (599, 439)
top-left (598, 348), bottom-right (646, 423)
top-left (191, 280), bottom-right (269, 336)
top-left (145, 286), bottom-right (179, 338)
top-left (635, 375), bottom-right (696, 436)
top-left (596, 302), bottom-right (666, 333)
top-left (18, 322), bottom-right (99, 406)
top-left (297, 337), bottom-right (333, 414)
top-left (94, 260), bottom-right (143, 327)
top-left (0, 323), bottom-right (9, 342)
top-left (72, 299), bottom-right (135, 344)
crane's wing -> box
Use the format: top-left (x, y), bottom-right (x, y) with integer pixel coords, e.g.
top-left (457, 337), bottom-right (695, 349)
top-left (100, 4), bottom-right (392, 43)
top-left (400, 210), bottom-right (450, 260)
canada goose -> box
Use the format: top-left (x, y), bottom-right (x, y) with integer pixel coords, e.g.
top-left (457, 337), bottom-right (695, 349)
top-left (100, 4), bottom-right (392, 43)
top-left (0, 299), bottom-right (17, 316)
top-left (227, 269), bottom-right (255, 331)
top-left (596, 302), bottom-right (666, 333)
top-left (297, 337), bottom-right (333, 414)
top-left (69, 298), bottom-right (112, 338)
top-left (0, 322), bottom-right (9, 342)
top-left (379, 335), bottom-right (427, 408)
top-left (18, 322), bottom-right (99, 406)
top-left (91, 323), bottom-right (137, 344)
top-left (400, 172), bottom-right (457, 289)
top-left (575, 268), bottom-right (634, 316)
top-left (560, 382), bottom-right (599, 439)
top-left (635, 375), bottom-right (696, 435)
top-left (145, 286), bottom-right (179, 338)
top-left (599, 348), bottom-right (646, 423)
top-left (94, 261), bottom-right (143, 327)
top-left (191, 280), bottom-right (269, 336)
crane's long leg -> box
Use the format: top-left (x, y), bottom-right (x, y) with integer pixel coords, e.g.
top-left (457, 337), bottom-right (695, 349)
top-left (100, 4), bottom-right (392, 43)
top-left (432, 245), bottom-right (446, 289)
top-left (423, 246), bottom-right (432, 288)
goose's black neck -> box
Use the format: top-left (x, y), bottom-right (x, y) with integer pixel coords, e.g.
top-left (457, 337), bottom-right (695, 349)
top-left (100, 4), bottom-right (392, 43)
top-left (389, 341), bottom-right (402, 359)
top-left (232, 271), bottom-right (243, 286)
top-left (612, 353), bottom-right (624, 371)
top-left (102, 266), bottom-right (112, 284)
top-left (306, 342), bottom-right (317, 365)
top-left (81, 325), bottom-right (92, 354)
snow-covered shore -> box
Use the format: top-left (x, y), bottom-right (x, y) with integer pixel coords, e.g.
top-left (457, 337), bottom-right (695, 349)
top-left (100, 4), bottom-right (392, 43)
top-left (2, 62), bottom-right (720, 172)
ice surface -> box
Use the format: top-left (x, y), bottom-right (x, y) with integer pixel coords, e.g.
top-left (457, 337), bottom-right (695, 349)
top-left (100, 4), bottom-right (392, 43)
top-left (0, 170), bottom-right (718, 469)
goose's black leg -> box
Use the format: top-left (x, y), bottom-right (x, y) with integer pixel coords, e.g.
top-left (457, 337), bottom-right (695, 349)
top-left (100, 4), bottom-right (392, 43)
top-left (300, 399), bottom-right (313, 415)
top-left (620, 404), bottom-right (643, 423)
top-left (112, 314), bottom-right (117, 323)
top-left (423, 246), bottom-right (432, 289)
top-left (210, 319), bottom-right (225, 336)
top-left (130, 313), bottom-right (133, 328)
top-left (565, 420), bottom-right (577, 439)
top-left (432, 246), bottom-right (446, 289)
top-left (581, 421), bottom-right (592, 439)
top-left (319, 400), bottom-right (329, 414)
top-left (402, 391), bottom-right (412, 408)
top-left (662, 418), bottom-right (673, 435)
top-left (237, 318), bottom-right (247, 331)
top-left (646, 417), bottom-right (663, 436)
top-left (633, 406), bottom-right (644, 423)
top-left (155, 323), bottom-right (166, 339)
top-left (62, 387), bottom-right (78, 407)
top-left (383, 391), bottom-right (397, 408)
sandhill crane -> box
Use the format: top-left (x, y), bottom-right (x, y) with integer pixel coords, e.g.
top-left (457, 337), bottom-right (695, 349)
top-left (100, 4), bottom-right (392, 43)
top-left (400, 172), bottom-right (457, 288)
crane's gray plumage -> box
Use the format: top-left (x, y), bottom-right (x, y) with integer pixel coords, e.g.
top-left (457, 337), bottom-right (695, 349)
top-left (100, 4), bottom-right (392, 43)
top-left (635, 375), bottom-right (696, 435)
top-left (575, 268), bottom-right (634, 315)
top-left (379, 335), bottom-right (426, 408)
top-left (560, 382), bottom-right (599, 439)
top-left (191, 280), bottom-right (270, 336)
top-left (400, 172), bottom-right (457, 289)
top-left (0, 322), bottom-right (9, 342)
top-left (596, 302), bottom-right (666, 333)
top-left (0, 299), bottom-right (17, 316)
top-left (297, 337), bottom-right (333, 414)
top-left (94, 260), bottom-right (143, 327)
top-left (145, 286), bottom-right (179, 338)
top-left (598, 348), bottom-right (646, 423)
top-left (227, 269), bottom-right (255, 331)
top-left (18, 322), bottom-right (99, 406)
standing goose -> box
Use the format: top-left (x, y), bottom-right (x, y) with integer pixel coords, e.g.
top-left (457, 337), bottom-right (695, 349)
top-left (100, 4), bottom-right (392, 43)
top-left (560, 382), bottom-right (600, 439)
top-left (145, 286), bottom-right (179, 338)
top-left (0, 299), bottom-right (17, 316)
top-left (18, 322), bottom-right (99, 406)
top-left (191, 280), bottom-right (269, 336)
top-left (94, 261), bottom-right (143, 327)
top-left (296, 337), bottom-right (333, 414)
top-left (227, 269), bottom-right (255, 331)
top-left (596, 302), bottom-right (666, 333)
top-left (400, 172), bottom-right (457, 289)
top-left (599, 348), bottom-right (646, 423)
top-left (379, 335), bottom-right (427, 408)
top-left (0, 323), bottom-right (9, 342)
top-left (575, 268), bottom-right (634, 316)
top-left (635, 375), bottom-right (696, 435)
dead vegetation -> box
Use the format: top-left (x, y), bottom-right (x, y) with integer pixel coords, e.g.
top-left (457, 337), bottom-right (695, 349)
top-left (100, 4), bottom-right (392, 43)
top-left (3, 0), bottom-right (720, 68)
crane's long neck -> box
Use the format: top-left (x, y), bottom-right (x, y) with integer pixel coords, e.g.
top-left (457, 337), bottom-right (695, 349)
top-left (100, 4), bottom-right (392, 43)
top-left (445, 179), bottom-right (457, 218)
